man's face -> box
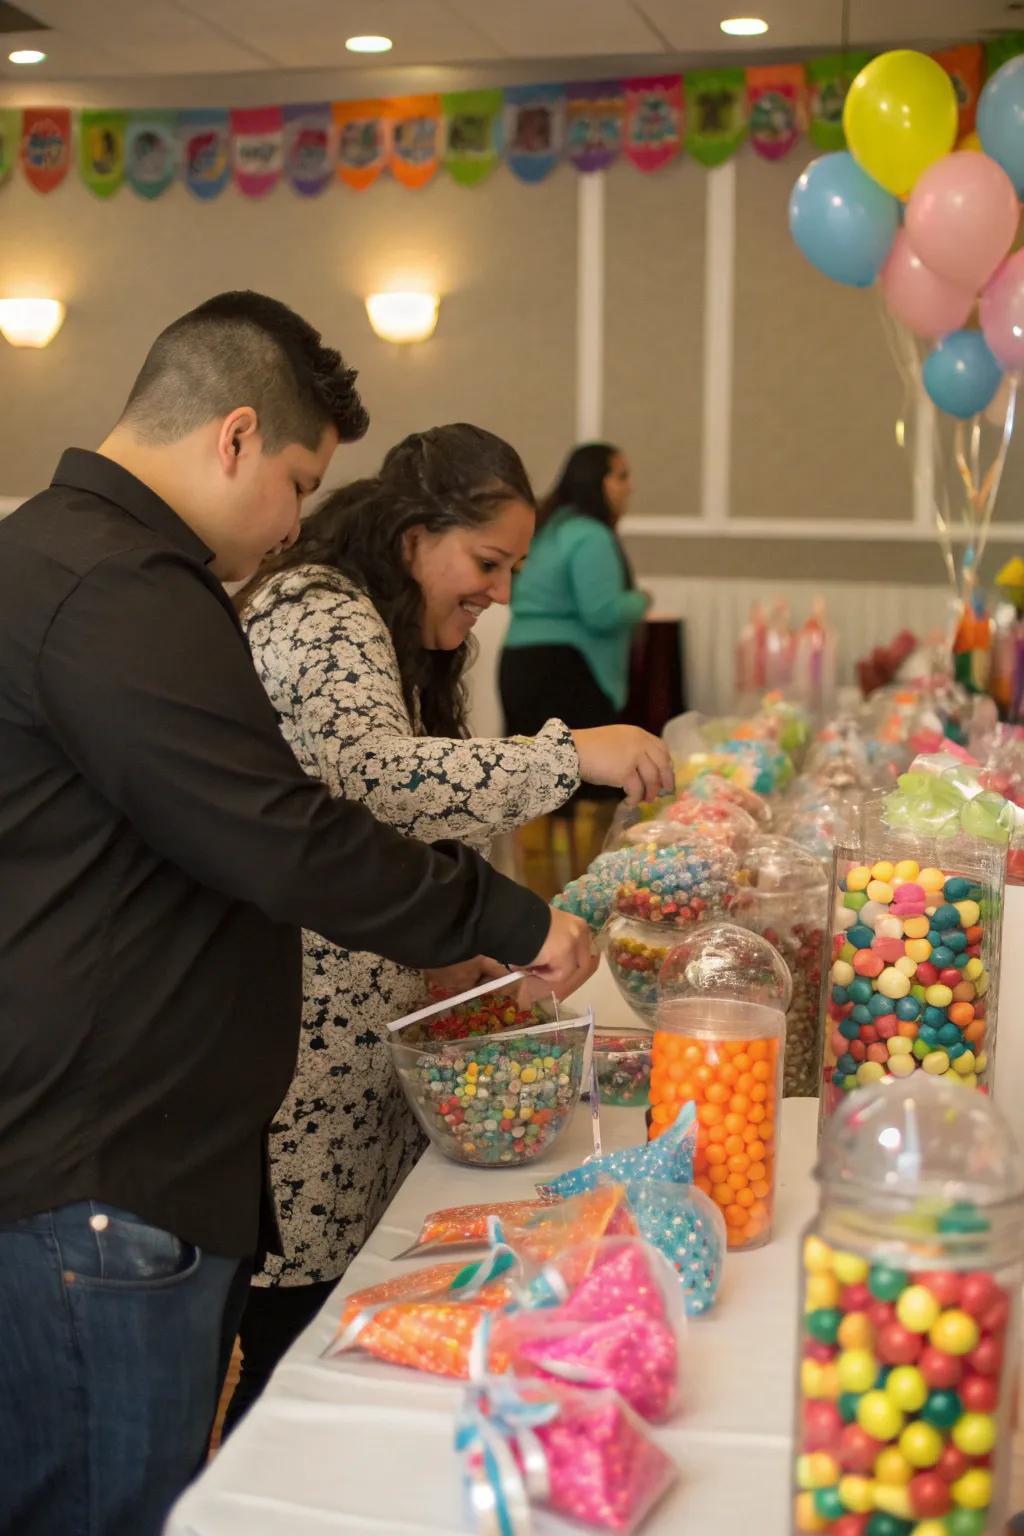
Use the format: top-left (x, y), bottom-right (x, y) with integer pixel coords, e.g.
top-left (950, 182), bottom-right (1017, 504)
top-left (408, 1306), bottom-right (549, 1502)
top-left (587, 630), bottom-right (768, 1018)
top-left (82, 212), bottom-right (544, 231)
top-left (213, 423), bottom-right (338, 582)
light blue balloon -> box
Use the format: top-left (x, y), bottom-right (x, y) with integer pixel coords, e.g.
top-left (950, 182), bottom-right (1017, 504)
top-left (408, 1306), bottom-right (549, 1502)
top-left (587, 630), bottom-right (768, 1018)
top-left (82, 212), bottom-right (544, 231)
top-left (922, 330), bottom-right (1003, 420)
top-left (788, 151), bottom-right (900, 288)
top-left (978, 55), bottom-right (1024, 194)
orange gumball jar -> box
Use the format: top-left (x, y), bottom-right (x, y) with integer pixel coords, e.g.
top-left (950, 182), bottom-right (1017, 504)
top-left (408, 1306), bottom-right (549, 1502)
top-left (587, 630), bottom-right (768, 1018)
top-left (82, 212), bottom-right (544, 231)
top-left (649, 922), bottom-right (791, 1252)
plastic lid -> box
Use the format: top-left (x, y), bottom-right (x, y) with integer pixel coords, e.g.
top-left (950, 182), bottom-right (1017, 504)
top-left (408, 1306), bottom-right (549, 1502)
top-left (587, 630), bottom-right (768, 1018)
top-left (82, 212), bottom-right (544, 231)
top-left (658, 920), bottom-right (793, 1013)
top-left (741, 834), bottom-right (829, 894)
top-left (816, 1074), bottom-right (1024, 1209)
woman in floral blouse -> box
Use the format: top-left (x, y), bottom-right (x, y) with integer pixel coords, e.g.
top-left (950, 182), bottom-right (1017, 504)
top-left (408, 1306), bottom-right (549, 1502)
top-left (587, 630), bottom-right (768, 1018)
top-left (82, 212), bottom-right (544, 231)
top-left (224, 424), bottom-right (671, 1427)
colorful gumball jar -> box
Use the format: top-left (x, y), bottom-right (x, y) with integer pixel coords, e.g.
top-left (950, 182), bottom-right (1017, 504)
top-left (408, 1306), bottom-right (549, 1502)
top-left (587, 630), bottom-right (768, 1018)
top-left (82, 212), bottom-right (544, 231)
top-left (792, 1076), bottom-right (1024, 1536)
top-left (732, 835), bottom-right (829, 1098)
top-left (603, 915), bottom-right (677, 1024)
top-left (648, 922), bottom-right (790, 1252)
top-left (818, 797), bottom-right (1006, 1132)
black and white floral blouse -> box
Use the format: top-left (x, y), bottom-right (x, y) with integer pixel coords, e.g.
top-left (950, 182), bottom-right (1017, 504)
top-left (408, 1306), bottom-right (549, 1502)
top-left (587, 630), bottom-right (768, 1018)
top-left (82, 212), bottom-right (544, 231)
top-left (242, 565), bottom-right (580, 1288)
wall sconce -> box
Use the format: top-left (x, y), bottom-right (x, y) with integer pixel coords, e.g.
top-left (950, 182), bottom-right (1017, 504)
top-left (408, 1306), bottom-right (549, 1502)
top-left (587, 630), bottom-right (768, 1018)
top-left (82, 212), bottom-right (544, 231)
top-left (0, 297), bottom-right (66, 348)
top-left (365, 291), bottom-right (439, 344)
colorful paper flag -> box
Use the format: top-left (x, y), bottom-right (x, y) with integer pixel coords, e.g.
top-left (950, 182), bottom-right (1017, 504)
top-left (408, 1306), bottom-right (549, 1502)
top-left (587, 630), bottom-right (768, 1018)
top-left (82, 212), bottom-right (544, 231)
top-left (179, 108), bottom-right (230, 201)
top-left (333, 100), bottom-right (390, 190)
top-left (442, 89), bottom-right (502, 186)
top-left (78, 109), bottom-right (126, 198)
top-left (624, 75), bottom-right (682, 173)
top-left (21, 107), bottom-right (71, 194)
top-left (0, 108), bottom-right (19, 186)
top-left (566, 81), bottom-right (624, 173)
top-left (806, 52), bottom-right (872, 151)
top-left (125, 112), bottom-right (177, 199)
top-left (931, 43), bottom-right (983, 139)
top-left (231, 106), bottom-right (283, 198)
top-left (389, 95), bottom-right (440, 189)
top-left (747, 64), bottom-right (804, 161)
top-left (685, 68), bottom-right (747, 167)
top-left (504, 84), bottom-right (564, 183)
top-left (282, 103), bottom-right (332, 197)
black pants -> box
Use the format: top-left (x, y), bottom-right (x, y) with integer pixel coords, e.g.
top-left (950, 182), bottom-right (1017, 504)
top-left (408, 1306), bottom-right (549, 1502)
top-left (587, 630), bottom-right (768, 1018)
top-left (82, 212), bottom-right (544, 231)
top-left (221, 1277), bottom-right (337, 1437)
top-left (499, 644), bottom-right (622, 803)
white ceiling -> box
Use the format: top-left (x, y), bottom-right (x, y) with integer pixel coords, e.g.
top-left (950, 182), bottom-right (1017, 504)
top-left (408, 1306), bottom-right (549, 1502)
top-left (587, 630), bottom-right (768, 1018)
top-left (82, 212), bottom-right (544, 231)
top-left (0, 0), bottom-right (1018, 83)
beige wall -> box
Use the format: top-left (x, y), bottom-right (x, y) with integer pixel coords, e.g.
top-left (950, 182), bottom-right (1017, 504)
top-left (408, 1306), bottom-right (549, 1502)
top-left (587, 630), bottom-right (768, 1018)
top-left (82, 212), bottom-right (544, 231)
top-left (0, 126), bottom-right (1019, 585)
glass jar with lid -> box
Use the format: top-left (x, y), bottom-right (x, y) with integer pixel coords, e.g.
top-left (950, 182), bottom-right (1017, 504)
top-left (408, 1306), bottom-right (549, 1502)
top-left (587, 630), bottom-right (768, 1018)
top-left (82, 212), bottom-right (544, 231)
top-left (792, 1075), bottom-right (1024, 1536)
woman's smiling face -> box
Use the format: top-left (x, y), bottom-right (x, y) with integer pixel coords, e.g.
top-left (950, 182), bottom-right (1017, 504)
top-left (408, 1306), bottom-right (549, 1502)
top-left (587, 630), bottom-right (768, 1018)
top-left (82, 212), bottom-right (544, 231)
top-left (403, 498), bottom-right (535, 650)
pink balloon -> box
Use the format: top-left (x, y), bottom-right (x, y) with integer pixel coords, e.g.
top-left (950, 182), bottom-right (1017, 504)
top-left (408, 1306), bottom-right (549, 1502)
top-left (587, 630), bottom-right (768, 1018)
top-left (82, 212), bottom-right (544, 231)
top-left (905, 151), bottom-right (1020, 291)
top-left (879, 229), bottom-right (975, 338)
top-left (980, 249), bottom-right (1024, 371)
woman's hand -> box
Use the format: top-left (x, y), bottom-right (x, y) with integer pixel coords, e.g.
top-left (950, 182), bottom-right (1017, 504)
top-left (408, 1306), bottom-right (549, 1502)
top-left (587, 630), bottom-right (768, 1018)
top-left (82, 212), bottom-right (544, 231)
top-left (571, 725), bottom-right (675, 806)
top-left (423, 955), bottom-right (508, 999)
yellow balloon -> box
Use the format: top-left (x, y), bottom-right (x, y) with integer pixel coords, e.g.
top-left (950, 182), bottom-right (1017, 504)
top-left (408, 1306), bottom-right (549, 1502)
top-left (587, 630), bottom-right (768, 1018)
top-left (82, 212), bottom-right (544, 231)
top-left (843, 50), bottom-right (958, 197)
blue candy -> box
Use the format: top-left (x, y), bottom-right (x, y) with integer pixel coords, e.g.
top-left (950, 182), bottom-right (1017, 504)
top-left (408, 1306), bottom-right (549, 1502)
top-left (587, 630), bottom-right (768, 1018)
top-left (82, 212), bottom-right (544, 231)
top-left (896, 997), bottom-right (921, 1021)
top-left (924, 1006), bottom-right (949, 1029)
top-left (932, 905), bottom-right (961, 931)
top-left (944, 877), bottom-right (972, 902)
top-left (850, 979), bottom-right (875, 1004)
top-left (851, 1005), bottom-right (873, 1026)
top-left (848, 925), bottom-right (875, 949)
top-left (839, 1018), bottom-right (861, 1040)
top-left (946, 932), bottom-right (968, 953)
top-left (869, 994), bottom-right (895, 1017)
top-left (832, 985), bottom-right (850, 1005)
top-left (931, 946), bottom-right (955, 968)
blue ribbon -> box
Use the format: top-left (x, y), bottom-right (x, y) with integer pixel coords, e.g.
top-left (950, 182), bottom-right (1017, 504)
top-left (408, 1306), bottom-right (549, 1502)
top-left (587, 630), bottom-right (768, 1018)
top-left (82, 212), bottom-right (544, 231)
top-left (455, 1381), bottom-right (559, 1536)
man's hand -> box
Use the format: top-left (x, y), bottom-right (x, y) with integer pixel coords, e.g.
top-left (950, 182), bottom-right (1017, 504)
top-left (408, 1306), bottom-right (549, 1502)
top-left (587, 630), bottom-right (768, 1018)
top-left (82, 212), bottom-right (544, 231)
top-left (524, 907), bottom-right (598, 1000)
top-left (571, 725), bottom-right (675, 806)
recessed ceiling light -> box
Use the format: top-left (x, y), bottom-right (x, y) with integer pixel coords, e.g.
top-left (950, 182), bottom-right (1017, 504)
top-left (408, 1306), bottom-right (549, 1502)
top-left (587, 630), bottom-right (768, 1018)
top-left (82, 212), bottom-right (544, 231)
top-left (720, 17), bottom-right (768, 36)
top-left (9, 48), bottom-right (46, 65)
top-left (345, 35), bottom-right (393, 54)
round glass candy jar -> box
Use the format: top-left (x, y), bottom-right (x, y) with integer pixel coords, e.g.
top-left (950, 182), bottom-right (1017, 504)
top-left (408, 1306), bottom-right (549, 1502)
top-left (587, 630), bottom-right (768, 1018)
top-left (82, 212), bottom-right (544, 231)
top-left (819, 797), bottom-right (1007, 1132)
top-left (648, 922), bottom-right (791, 1252)
top-left (603, 913), bottom-right (677, 1024)
top-left (792, 1076), bottom-right (1024, 1536)
top-left (732, 835), bottom-right (829, 1099)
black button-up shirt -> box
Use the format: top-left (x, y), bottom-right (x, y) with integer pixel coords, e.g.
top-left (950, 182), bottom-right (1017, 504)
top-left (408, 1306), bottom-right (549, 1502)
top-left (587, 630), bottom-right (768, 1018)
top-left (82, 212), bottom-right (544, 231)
top-left (0, 450), bottom-right (549, 1256)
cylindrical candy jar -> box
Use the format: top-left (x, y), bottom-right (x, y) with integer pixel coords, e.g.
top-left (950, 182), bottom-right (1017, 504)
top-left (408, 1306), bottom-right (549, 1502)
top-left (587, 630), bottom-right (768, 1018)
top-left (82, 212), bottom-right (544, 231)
top-left (819, 797), bottom-right (1006, 1131)
top-left (649, 922), bottom-right (790, 1251)
top-left (792, 1076), bottom-right (1024, 1536)
top-left (733, 835), bottom-right (829, 1099)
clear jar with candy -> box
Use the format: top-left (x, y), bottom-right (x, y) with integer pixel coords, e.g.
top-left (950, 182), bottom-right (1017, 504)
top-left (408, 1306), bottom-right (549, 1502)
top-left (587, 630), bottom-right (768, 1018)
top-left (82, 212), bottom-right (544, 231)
top-left (793, 1076), bottom-right (1024, 1536)
top-left (732, 836), bottom-right (829, 1099)
top-left (603, 914), bottom-right (678, 1024)
top-left (818, 797), bottom-right (1006, 1130)
top-left (648, 922), bottom-right (790, 1251)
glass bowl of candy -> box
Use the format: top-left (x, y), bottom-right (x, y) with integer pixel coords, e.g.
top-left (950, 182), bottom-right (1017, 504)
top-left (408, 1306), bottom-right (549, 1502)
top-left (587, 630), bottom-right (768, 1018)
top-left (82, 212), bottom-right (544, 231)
top-left (388, 982), bottom-right (591, 1168)
top-left (591, 1023), bottom-right (653, 1107)
top-left (603, 915), bottom-right (678, 1024)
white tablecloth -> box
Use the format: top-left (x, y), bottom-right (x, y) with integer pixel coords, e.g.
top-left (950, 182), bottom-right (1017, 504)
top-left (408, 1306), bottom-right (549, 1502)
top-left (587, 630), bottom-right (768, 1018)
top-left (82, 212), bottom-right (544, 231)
top-left (167, 947), bottom-right (1024, 1536)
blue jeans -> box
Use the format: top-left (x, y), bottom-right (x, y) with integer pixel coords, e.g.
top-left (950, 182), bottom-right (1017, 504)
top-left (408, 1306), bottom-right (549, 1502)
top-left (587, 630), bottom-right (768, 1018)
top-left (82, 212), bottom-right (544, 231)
top-left (0, 1201), bottom-right (249, 1536)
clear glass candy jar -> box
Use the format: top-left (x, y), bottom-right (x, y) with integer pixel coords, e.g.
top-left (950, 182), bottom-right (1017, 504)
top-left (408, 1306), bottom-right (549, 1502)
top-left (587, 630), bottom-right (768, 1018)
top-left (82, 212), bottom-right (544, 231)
top-left (819, 796), bottom-right (1007, 1132)
top-left (792, 1076), bottom-right (1024, 1536)
top-left (649, 922), bottom-right (790, 1251)
top-left (732, 835), bottom-right (829, 1099)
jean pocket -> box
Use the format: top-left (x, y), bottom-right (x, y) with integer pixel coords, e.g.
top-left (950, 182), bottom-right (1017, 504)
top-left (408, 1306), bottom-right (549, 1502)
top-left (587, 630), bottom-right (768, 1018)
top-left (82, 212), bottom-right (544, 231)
top-left (56, 1202), bottom-right (202, 1291)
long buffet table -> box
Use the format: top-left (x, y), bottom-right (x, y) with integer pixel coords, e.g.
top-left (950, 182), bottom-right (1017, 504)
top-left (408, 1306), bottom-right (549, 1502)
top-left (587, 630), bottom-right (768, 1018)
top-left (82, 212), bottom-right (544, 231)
top-left (167, 940), bottom-right (1024, 1536)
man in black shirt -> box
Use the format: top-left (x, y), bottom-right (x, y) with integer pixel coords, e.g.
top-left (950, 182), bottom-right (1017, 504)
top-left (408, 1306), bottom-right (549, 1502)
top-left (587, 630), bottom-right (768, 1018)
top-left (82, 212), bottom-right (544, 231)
top-left (0, 292), bottom-right (596, 1536)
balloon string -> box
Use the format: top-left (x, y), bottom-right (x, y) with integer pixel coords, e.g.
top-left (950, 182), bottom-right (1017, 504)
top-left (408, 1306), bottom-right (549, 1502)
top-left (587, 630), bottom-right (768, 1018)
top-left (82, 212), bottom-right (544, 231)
top-left (974, 375), bottom-right (1018, 574)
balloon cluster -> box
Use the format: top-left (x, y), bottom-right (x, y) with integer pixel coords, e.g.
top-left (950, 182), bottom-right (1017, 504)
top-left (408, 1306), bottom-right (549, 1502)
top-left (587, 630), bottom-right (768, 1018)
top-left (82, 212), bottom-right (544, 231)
top-left (789, 50), bottom-right (1024, 419)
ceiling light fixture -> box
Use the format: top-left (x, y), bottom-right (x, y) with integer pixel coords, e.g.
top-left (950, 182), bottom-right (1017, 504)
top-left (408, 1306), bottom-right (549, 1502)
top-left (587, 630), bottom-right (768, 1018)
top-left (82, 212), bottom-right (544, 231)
top-left (0, 297), bottom-right (66, 348)
top-left (8, 48), bottom-right (47, 65)
top-left (365, 292), bottom-right (439, 344)
top-left (719, 17), bottom-right (768, 36)
top-left (345, 35), bottom-right (393, 54)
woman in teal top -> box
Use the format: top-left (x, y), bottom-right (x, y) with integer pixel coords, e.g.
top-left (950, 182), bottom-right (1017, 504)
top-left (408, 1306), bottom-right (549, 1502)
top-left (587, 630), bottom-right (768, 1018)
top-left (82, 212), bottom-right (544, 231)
top-left (500, 443), bottom-right (650, 779)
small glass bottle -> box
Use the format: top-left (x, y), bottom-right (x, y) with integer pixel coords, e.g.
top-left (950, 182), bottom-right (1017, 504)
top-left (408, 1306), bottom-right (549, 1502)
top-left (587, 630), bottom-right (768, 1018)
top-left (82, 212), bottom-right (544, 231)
top-left (792, 1075), bottom-right (1024, 1536)
top-left (649, 922), bottom-right (790, 1252)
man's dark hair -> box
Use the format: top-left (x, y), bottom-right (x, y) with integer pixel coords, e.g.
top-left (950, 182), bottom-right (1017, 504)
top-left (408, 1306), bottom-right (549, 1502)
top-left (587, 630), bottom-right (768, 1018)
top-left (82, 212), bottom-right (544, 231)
top-left (119, 290), bottom-right (369, 452)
